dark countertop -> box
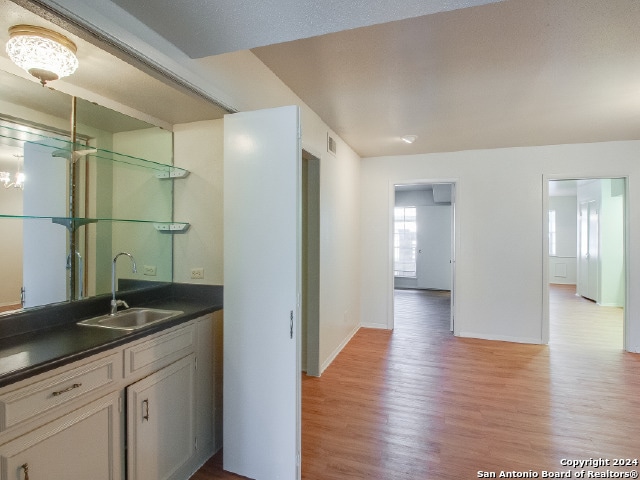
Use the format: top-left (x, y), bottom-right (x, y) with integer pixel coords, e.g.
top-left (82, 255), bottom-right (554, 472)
top-left (0, 283), bottom-right (222, 388)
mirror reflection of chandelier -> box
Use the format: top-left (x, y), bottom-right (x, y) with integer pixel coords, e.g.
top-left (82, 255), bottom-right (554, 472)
top-left (1, 154), bottom-right (25, 190)
top-left (0, 171), bottom-right (25, 190)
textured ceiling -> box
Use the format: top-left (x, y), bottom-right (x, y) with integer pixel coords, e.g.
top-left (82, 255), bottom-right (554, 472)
top-left (109, 0), bottom-right (505, 58)
top-left (252, 0), bottom-right (640, 156)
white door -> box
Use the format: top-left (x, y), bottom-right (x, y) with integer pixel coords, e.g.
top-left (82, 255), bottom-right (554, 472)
top-left (416, 206), bottom-right (452, 290)
top-left (578, 200), bottom-right (599, 301)
top-left (22, 141), bottom-right (68, 307)
top-left (223, 106), bottom-right (301, 480)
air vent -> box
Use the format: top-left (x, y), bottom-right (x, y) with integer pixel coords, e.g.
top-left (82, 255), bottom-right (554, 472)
top-left (327, 133), bottom-right (337, 156)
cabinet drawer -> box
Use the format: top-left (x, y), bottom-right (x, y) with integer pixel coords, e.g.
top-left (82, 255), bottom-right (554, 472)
top-left (0, 391), bottom-right (122, 480)
top-left (124, 324), bottom-right (195, 378)
top-left (0, 352), bottom-right (120, 431)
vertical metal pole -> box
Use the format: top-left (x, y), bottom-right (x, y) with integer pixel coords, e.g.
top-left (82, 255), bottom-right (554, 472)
top-left (69, 96), bottom-right (77, 301)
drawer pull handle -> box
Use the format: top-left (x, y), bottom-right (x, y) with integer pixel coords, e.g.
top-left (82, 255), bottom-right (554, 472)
top-left (21, 463), bottom-right (29, 480)
top-left (51, 383), bottom-right (82, 397)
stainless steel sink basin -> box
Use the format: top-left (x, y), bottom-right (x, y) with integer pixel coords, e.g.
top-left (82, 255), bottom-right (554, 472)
top-left (77, 308), bottom-right (183, 331)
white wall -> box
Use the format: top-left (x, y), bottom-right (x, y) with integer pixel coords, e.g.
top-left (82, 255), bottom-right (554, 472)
top-left (173, 119), bottom-right (224, 285)
top-left (360, 141), bottom-right (640, 352)
top-left (548, 194), bottom-right (577, 284)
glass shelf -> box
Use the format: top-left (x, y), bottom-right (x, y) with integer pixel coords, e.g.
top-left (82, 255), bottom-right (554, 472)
top-left (0, 214), bottom-right (189, 233)
top-left (0, 125), bottom-right (189, 178)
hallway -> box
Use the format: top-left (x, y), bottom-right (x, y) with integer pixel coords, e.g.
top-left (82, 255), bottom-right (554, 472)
top-left (193, 286), bottom-right (639, 479)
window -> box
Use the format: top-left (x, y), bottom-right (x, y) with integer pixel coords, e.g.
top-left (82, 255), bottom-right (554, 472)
top-left (548, 210), bottom-right (557, 256)
top-left (394, 207), bottom-right (417, 277)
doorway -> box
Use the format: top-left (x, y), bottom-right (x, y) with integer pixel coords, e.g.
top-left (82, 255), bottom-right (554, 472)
top-left (302, 150), bottom-right (320, 376)
top-left (390, 182), bottom-right (456, 332)
top-left (545, 178), bottom-right (627, 349)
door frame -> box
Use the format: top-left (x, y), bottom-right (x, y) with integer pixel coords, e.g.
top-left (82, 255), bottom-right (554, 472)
top-left (542, 174), bottom-right (629, 349)
top-left (388, 179), bottom-right (459, 332)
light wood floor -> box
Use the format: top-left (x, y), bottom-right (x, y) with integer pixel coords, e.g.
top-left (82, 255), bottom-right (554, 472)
top-left (193, 284), bottom-right (640, 479)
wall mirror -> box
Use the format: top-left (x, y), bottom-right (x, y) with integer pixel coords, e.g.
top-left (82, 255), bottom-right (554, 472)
top-left (0, 67), bottom-right (175, 313)
top-left (0, 0), bottom-right (231, 316)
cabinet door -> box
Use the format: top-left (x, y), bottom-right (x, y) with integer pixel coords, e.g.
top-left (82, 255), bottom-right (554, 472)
top-left (194, 313), bottom-right (218, 463)
top-left (127, 354), bottom-right (195, 480)
top-left (0, 392), bottom-right (122, 480)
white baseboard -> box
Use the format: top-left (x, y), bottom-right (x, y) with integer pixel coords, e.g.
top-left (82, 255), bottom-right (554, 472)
top-left (319, 324), bottom-right (361, 375)
top-left (360, 322), bottom-right (389, 329)
top-left (457, 331), bottom-right (542, 345)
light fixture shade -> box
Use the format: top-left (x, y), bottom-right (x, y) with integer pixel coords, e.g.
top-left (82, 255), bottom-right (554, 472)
top-left (6, 25), bottom-right (78, 85)
top-left (0, 171), bottom-right (24, 190)
top-left (15, 172), bottom-right (25, 189)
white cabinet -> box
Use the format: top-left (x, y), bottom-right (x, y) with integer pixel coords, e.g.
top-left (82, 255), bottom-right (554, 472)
top-left (0, 312), bottom-right (219, 480)
top-left (127, 354), bottom-right (195, 480)
top-left (0, 391), bottom-right (122, 480)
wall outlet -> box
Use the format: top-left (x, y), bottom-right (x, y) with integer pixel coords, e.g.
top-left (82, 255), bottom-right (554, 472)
top-left (191, 267), bottom-right (204, 280)
top-left (143, 265), bottom-right (157, 276)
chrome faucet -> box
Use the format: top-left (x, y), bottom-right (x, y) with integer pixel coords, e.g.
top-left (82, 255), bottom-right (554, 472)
top-left (111, 252), bottom-right (137, 315)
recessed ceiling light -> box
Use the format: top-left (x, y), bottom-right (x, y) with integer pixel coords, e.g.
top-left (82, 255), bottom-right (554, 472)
top-left (401, 135), bottom-right (417, 144)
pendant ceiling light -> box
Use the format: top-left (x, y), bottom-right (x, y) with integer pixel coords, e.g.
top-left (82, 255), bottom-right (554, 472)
top-left (6, 25), bottom-right (78, 86)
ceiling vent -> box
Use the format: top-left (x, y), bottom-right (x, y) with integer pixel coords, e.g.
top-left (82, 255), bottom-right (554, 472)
top-left (327, 133), bottom-right (337, 156)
